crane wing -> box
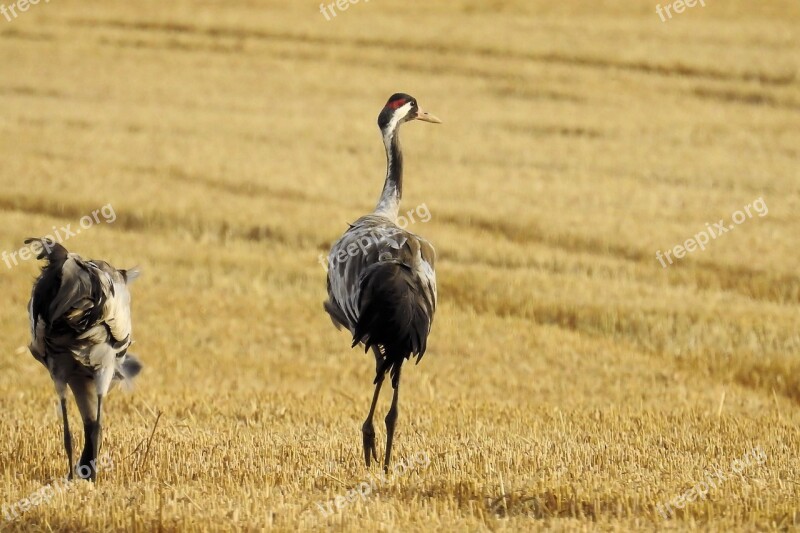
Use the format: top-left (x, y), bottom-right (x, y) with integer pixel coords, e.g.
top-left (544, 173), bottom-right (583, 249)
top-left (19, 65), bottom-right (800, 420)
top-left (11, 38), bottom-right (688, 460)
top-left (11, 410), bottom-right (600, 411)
top-left (29, 252), bottom-right (133, 364)
top-left (325, 215), bottom-right (437, 336)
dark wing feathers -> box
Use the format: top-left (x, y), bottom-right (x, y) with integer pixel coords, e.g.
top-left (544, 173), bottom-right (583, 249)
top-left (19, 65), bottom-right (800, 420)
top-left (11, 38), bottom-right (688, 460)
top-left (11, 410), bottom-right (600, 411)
top-left (48, 258), bottom-right (106, 332)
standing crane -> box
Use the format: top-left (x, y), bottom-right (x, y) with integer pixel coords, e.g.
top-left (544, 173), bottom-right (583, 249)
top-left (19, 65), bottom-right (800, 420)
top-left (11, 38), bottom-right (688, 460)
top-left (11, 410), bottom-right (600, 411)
top-left (25, 238), bottom-right (142, 482)
top-left (324, 93), bottom-right (440, 472)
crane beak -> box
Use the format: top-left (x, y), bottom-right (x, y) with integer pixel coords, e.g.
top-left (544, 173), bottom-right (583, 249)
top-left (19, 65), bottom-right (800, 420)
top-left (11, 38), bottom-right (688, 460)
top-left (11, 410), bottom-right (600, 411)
top-left (415, 108), bottom-right (442, 124)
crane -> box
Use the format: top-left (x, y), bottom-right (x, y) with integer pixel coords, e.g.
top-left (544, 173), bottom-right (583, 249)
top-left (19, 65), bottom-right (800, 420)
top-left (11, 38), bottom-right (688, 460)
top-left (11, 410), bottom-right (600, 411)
top-left (324, 93), bottom-right (440, 471)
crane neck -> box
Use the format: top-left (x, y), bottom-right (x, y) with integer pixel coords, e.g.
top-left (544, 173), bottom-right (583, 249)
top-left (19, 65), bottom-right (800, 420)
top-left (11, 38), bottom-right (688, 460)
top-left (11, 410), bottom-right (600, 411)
top-left (373, 126), bottom-right (402, 220)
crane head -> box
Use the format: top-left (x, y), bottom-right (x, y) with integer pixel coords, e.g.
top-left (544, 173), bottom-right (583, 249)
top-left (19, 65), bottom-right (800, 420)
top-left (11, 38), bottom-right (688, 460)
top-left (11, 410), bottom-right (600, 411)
top-left (378, 93), bottom-right (441, 133)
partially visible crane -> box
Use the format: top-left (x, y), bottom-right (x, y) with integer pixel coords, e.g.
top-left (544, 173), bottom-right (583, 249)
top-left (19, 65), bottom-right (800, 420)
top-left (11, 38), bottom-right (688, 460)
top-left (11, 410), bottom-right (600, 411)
top-left (26, 238), bottom-right (142, 481)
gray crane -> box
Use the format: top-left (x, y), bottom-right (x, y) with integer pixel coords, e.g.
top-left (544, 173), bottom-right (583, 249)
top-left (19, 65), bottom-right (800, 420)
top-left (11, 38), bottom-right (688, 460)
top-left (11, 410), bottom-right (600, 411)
top-left (324, 93), bottom-right (440, 472)
top-left (25, 238), bottom-right (141, 482)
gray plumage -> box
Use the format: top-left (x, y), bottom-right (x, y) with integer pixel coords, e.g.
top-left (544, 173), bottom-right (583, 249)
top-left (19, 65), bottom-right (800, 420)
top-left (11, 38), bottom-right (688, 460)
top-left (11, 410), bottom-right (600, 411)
top-left (324, 215), bottom-right (437, 376)
top-left (26, 237), bottom-right (141, 481)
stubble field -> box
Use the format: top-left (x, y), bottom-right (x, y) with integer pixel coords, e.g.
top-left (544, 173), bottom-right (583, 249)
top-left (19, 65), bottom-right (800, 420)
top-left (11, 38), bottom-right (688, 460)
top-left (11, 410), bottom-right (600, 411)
top-left (0, 0), bottom-right (798, 531)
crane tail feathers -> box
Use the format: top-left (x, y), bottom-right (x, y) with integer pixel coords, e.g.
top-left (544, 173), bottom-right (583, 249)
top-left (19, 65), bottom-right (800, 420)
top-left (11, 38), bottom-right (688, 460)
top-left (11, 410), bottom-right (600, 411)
top-left (351, 261), bottom-right (432, 381)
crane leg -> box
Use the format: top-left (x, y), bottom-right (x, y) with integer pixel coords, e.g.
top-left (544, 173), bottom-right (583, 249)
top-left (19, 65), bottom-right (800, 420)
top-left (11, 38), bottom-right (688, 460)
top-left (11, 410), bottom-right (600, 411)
top-left (383, 364), bottom-right (402, 474)
top-left (362, 378), bottom-right (383, 467)
top-left (70, 377), bottom-right (103, 481)
top-left (60, 398), bottom-right (74, 480)
top-left (362, 346), bottom-right (386, 467)
top-left (55, 381), bottom-right (73, 480)
top-left (76, 396), bottom-right (103, 482)
top-left (90, 395), bottom-right (103, 482)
